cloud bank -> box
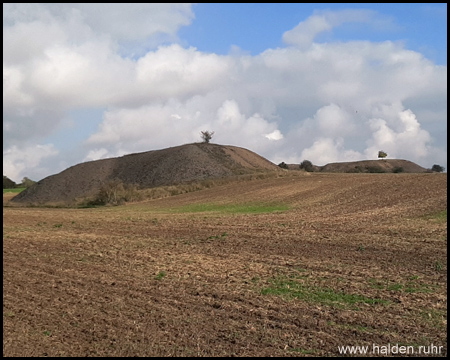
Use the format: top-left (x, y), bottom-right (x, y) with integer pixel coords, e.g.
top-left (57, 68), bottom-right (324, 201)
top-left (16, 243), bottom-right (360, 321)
top-left (3, 4), bottom-right (447, 182)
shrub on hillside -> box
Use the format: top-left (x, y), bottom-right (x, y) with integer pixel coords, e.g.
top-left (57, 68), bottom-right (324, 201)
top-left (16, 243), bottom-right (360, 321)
top-left (366, 166), bottom-right (386, 173)
top-left (392, 166), bottom-right (404, 173)
top-left (431, 164), bottom-right (445, 173)
top-left (278, 162), bottom-right (288, 169)
top-left (20, 177), bottom-right (36, 188)
top-left (92, 180), bottom-right (141, 206)
top-left (346, 166), bottom-right (363, 173)
top-left (300, 160), bottom-right (314, 172)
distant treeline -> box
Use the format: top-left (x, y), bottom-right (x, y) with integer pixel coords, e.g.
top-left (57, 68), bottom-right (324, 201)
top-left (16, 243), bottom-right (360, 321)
top-left (3, 175), bottom-right (36, 189)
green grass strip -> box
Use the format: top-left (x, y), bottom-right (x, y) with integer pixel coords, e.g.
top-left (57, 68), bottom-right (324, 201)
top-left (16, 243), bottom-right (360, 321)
top-left (3, 188), bottom-right (26, 194)
top-left (262, 277), bottom-right (389, 308)
top-left (425, 209), bottom-right (447, 223)
top-left (173, 202), bottom-right (290, 214)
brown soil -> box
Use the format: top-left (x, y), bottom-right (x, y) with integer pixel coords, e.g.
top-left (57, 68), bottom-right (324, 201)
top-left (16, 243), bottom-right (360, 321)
top-left (10, 143), bottom-right (280, 206)
top-left (3, 172), bottom-right (447, 357)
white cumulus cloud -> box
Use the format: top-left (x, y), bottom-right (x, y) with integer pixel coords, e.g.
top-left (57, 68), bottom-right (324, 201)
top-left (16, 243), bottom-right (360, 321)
top-left (265, 130), bottom-right (284, 141)
top-left (3, 144), bottom-right (59, 183)
top-left (2, 5), bottom-right (447, 181)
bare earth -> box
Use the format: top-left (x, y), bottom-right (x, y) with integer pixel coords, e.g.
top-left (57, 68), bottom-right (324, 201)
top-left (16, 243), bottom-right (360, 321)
top-left (3, 173), bottom-right (447, 357)
top-left (288, 159), bottom-right (428, 173)
top-left (9, 143), bottom-right (280, 206)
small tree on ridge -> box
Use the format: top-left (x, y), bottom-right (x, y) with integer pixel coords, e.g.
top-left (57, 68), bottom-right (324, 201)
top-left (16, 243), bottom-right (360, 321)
top-left (378, 150), bottom-right (387, 160)
top-left (200, 130), bottom-right (215, 143)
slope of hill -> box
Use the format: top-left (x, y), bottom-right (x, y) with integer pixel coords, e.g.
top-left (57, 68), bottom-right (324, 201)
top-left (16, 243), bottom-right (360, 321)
top-left (287, 159), bottom-right (428, 173)
top-left (10, 143), bottom-right (280, 205)
top-left (319, 159), bottom-right (427, 173)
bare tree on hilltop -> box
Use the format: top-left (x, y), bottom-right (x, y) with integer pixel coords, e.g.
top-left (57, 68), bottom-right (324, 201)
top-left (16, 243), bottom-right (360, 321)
top-left (200, 130), bottom-right (215, 143)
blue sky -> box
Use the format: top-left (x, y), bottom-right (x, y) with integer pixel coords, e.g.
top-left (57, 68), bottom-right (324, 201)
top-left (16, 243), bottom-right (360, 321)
top-left (179, 3), bottom-right (447, 64)
top-left (3, 3), bottom-right (447, 182)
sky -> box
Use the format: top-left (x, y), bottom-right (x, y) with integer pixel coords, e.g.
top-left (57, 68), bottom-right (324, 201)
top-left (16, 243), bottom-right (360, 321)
top-left (3, 3), bottom-right (447, 183)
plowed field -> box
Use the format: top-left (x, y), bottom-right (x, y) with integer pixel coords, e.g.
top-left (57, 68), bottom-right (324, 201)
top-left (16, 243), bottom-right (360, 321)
top-left (3, 173), bottom-right (447, 357)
